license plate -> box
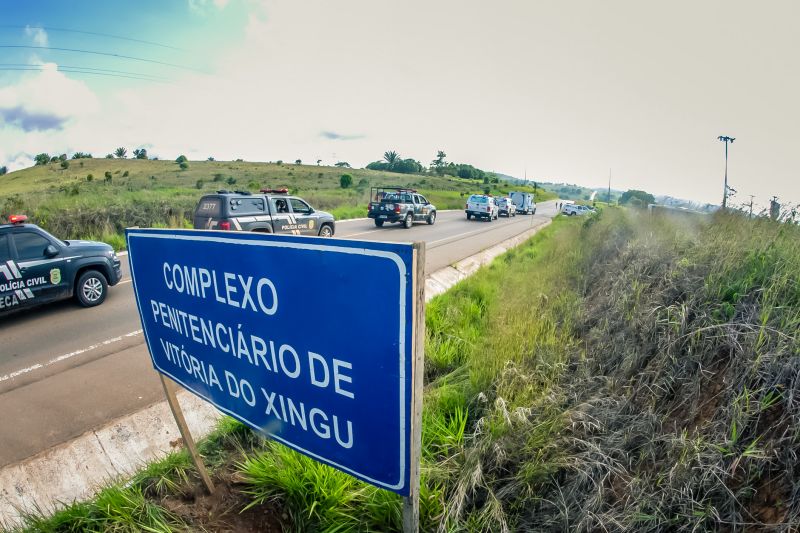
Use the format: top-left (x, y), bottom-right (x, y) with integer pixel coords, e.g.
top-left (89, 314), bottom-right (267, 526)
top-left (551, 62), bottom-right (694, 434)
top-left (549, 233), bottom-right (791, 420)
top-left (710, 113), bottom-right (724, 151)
top-left (379, 215), bottom-right (387, 219)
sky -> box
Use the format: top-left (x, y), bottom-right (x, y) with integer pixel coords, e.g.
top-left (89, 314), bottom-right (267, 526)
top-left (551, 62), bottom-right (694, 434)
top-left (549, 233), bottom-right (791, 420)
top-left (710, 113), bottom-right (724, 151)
top-left (0, 0), bottom-right (798, 209)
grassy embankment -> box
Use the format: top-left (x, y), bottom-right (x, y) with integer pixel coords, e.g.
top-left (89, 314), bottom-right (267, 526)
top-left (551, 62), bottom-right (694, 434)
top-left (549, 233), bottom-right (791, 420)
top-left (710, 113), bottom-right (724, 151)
top-left (0, 159), bottom-right (554, 249)
top-left (15, 207), bottom-right (797, 532)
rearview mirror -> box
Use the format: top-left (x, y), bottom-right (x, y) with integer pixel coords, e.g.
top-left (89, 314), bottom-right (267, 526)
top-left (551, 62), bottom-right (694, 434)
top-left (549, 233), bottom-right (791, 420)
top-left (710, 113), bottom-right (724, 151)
top-left (44, 245), bottom-right (59, 258)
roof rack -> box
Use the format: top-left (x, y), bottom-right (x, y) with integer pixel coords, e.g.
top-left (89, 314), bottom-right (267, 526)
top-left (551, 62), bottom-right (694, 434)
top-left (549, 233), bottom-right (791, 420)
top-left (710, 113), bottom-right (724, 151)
top-left (233, 190), bottom-right (252, 195)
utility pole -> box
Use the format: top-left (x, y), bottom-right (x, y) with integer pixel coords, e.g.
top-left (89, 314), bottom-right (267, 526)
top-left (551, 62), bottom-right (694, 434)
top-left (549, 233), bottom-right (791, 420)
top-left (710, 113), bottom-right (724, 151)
top-left (608, 168), bottom-right (612, 204)
top-left (718, 135), bottom-right (735, 209)
top-left (748, 195), bottom-right (755, 218)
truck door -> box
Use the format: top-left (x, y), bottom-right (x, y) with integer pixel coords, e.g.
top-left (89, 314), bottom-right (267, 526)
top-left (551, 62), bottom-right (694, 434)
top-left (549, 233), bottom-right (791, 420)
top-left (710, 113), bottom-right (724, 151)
top-left (10, 231), bottom-right (69, 305)
top-left (269, 197), bottom-right (295, 234)
top-left (412, 195), bottom-right (423, 220)
top-left (288, 197), bottom-right (315, 235)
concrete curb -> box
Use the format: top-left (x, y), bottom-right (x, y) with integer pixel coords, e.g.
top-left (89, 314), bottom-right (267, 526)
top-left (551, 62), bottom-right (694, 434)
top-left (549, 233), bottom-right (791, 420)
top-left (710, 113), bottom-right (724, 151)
top-left (0, 217), bottom-right (552, 528)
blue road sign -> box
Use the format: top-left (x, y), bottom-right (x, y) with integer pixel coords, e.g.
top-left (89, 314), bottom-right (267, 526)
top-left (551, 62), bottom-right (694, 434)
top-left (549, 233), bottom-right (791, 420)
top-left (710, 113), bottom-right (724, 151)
top-left (126, 229), bottom-right (416, 495)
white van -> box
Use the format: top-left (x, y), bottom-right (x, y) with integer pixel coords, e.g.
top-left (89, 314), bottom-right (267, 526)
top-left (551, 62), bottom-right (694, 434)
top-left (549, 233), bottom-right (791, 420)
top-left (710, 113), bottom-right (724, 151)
top-left (510, 191), bottom-right (536, 214)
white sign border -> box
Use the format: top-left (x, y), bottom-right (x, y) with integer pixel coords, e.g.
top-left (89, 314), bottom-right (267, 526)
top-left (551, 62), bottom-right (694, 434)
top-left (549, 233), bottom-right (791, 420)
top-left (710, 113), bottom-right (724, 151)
top-left (126, 230), bottom-right (410, 492)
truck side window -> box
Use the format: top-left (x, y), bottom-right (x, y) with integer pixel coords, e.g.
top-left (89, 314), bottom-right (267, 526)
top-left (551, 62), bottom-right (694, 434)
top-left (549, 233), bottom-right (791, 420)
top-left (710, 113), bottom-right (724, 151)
top-left (0, 234), bottom-right (10, 262)
top-left (418, 195), bottom-right (428, 204)
top-left (14, 232), bottom-right (52, 261)
top-left (289, 198), bottom-right (311, 214)
top-left (272, 198), bottom-right (290, 214)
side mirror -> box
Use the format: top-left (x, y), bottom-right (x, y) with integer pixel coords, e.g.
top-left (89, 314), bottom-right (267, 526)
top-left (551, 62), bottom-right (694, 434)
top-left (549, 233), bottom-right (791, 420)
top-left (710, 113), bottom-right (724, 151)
top-left (44, 245), bottom-right (59, 258)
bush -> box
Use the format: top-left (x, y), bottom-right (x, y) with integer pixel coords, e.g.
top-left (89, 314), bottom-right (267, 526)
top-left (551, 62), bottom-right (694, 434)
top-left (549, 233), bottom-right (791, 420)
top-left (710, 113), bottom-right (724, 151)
top-left (104, 171), bottom-right (112, 183)
top-left (86, 174), bottom-right (93, 181)
top-left (122, 170), bottom-right (129, 177)
top-left (226, 177), bottom-right (237, 185)
top-left (179, 162), bottom-right (189, 170)
top-left (195, 179), bottom-right (204, 189)
top-left (60, 160), bottom-right (69, 170)
top-left (340, 174), bottom-right (353, 189)
top-left (0, 166), bottom-right (7, 176)
top-left (248, 180), bottom-right (259, 190)
top-left (213, 173), bottom-right (224, 182)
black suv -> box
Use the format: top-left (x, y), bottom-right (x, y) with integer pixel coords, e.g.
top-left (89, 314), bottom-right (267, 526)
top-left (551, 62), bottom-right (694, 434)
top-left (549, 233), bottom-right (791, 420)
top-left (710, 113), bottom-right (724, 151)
top-left (0, 215), bottom-right (122, 316)
top-left (367, 187), bottom-right (437, 228)
top-left (193, 189), bottom-right (336, 237)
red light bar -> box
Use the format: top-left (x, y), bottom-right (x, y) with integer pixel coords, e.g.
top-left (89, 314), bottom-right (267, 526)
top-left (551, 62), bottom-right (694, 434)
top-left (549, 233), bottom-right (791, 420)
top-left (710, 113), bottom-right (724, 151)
top-left (8, 214), bottom-right (28, 224)
top-left (260, 188), bottom-right (289, 194)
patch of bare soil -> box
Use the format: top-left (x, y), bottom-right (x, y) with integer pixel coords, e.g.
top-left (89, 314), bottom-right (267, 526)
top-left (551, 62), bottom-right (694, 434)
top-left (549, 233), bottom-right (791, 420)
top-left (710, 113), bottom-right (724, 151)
top-left (159, 471), bottom-right (286, 532)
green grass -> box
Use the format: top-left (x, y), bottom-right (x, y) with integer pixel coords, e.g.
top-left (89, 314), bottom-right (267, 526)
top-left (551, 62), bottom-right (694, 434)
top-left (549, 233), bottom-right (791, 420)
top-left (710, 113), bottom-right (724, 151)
top-left (0, 159), bottom-right (555, 249)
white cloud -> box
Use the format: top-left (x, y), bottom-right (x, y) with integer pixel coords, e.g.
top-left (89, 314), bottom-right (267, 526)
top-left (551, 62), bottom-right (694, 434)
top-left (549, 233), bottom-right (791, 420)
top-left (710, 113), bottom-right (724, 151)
top-left (24, 25), bottom-right (48, 47)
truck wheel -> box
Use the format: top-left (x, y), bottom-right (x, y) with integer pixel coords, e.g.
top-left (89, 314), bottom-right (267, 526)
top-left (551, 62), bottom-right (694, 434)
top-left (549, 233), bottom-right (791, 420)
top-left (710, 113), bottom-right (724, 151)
top-left (318, 224), bottom-right (333, 237)
top-left (403, 213), bottom-right (413, 229)
top-left (532, 208), bottom-right (536, 215)
top-left (427, 211), bottom-right (436, 225)
top-left (76, 270), bottom-right (108, 308)
top-left (374, 219), bottom-right (384, 227)
top-left (466, 213), bottom-right (472, 220)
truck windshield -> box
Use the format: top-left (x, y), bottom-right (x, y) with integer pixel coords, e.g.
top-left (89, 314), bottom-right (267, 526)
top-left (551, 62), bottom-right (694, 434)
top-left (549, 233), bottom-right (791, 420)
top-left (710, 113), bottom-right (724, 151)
top-left (383, 193), bottom-right (412, 202)
top-left (469, 196), bottom-right (488, 203)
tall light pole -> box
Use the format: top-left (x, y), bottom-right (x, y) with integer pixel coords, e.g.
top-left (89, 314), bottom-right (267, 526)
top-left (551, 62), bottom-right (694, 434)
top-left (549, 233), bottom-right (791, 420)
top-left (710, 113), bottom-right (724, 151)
top-left (718, 135), bottom-right (735, 209)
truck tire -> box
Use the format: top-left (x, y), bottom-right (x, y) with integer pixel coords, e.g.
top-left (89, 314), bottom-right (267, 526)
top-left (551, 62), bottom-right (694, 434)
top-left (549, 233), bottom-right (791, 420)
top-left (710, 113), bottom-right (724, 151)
top-left (403, 213), bottom-right (413, 229)
top-left (318, 224), bottom-right (334, 237)
top-left (76, 270), bottom-right (108, 308)
top-left (374, 219), bottom-right (384, 227)
top-left (427, 211), bottom-right (436, 225)
top-left (466, 213), bottom-right (472, 220)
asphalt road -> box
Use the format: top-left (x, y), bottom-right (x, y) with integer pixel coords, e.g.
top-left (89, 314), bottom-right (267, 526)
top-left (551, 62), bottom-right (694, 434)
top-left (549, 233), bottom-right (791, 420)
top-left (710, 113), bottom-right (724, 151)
top-left (0, 201), bottom-right (558, 467)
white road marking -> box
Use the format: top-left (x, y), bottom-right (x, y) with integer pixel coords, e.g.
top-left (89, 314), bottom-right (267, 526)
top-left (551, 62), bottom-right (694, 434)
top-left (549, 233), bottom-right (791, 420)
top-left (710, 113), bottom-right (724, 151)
top-left (0, 330), bottom-right (143, 383)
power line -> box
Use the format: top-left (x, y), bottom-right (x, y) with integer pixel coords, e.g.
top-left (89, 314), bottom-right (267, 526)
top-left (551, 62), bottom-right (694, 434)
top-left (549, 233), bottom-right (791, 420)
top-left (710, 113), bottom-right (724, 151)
top-left (0, 25), bottom-right (185, 51)
top-left (0, 66), bottom-right (169, 83)
top-left (0, 63), bottom-right (168, 80)
top-left (0, 45), bottom-right (206, 73)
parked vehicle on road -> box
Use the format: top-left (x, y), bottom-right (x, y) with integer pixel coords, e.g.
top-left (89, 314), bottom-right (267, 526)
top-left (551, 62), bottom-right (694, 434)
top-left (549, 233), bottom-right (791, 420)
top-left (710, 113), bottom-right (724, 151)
top-left (563, 204), bottom-right (595, 216)
top-left (193, 189), bottom-right (336, 237)
top-left (367, 187), bottom-right (437, 228)
top-left (465, 194), bottom-right (499, 221)
top-left (0, 215), bottom-right (122, 316)
top-left (509, 191), bottom-right (536, 214)
top-left (496, 197), bottom-right (517, 217)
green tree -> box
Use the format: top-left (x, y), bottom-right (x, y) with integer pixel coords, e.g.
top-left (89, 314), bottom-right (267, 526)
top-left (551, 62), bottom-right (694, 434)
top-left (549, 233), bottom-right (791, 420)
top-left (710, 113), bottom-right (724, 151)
top-left (619, 189), bottom-right (655, 207)
top-left (340, 173), bottom-right (353, 188)
top-left (207, 156), bottom-right (215, 161)
top-left (179, 161), bottom-right (189, 170)
top-left (383, 151), bottom-right (399, 166)
top-left (295, 159), bottom-right (302, 165)
top-left (34, 153), bottom-right (50, 165)
top-left (0, 166), bottom-right (7, 176)
top-left (133, 148), bottom-right (148, 159)
top-left (60, 160), bottom-right (69, 170)
top-left (58, 153), bottom-right (67, 162)
top-left (114, 147), bottom-right (127, 158)
top-left (316, 159), bottom-right (322, 166)
top-left (335, 161), bottom-right (351, 168)
top-left (105, 154), bottom-right (114, 159)
top-left (175, 155), bottom-right (188, 164)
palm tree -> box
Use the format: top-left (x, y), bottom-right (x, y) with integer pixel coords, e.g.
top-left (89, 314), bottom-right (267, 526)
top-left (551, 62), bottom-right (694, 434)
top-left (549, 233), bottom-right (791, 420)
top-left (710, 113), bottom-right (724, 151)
top-left (114, 147), bottom-right (127, 159)
top-left (383, 151), bottom-right (399, 166)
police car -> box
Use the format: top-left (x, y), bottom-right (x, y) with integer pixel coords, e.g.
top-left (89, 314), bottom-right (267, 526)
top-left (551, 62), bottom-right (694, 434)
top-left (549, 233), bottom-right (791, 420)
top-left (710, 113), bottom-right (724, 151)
top-left (0, 215), bottom-right (123, 316)
top-left (193, 189), bottom-right (336, 237)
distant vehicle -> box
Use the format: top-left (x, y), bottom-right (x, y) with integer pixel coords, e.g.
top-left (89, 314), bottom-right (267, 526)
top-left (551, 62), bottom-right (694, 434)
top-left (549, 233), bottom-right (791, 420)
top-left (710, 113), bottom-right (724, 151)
top-left (510, 191), bottom-right (536, 214)
top-left (496, 197), bottom-right (517, 217)
top-left (563, 204), bottom-right (595, 216)
top-left (193, 189), bottom-right (336, 237)
top-left (0, 215), bottom-right (122, 316)
top-left (367, 187), bottom-right (436, 228)
top-left (465, 194), bottom-right (499, 221)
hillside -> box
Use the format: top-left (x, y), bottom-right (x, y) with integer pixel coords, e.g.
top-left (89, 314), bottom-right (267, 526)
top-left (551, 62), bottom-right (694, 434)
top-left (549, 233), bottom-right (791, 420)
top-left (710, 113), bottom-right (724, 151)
top-left (0, 159), bottom-right (554, 247)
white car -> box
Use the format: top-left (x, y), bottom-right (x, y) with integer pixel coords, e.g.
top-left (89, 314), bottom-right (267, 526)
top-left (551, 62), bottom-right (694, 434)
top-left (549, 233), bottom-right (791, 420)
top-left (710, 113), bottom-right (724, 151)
top-left (563, 204), bottom-right (595, 216)
top-left (496, 197), bottom-right (516, 217)
top-left (465, 194), bottom-right (499, 221)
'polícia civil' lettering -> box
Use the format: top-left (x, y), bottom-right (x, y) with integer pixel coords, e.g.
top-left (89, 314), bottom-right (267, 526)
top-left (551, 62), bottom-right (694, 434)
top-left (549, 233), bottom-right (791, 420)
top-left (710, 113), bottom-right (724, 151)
top-left (162, 262), bottom-right (277, 315)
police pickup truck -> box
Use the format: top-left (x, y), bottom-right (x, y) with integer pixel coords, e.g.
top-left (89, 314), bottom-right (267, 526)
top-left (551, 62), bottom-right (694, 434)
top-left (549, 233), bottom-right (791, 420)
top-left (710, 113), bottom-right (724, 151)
top-left (193, 189), bottom-right (336, 237)
top-left (0, 215), bottom-right (122, 316)
top-left (367, 187), bottom-right (437, 228)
